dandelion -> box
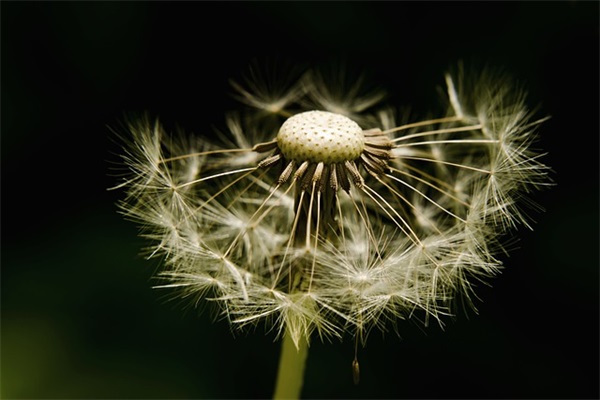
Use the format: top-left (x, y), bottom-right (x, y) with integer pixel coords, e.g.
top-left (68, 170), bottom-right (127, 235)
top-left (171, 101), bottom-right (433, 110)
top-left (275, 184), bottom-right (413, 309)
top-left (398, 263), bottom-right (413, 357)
top-left (114, 64), bottom-right (551, 398)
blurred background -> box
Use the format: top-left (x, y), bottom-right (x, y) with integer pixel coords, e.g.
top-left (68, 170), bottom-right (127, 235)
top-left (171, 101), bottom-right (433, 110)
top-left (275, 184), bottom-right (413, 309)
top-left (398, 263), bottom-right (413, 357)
top-left (2, 2), bottom-right (598, 399)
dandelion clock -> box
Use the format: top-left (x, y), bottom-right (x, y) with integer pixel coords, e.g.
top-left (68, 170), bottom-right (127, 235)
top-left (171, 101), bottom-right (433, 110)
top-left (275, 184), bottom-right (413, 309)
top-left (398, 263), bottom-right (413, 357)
top-left (113, 63), bottom-right (551, 398)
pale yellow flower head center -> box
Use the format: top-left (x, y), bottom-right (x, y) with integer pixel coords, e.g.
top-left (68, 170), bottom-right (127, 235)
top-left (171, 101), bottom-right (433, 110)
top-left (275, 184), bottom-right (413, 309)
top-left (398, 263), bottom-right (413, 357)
top-left (277, 110), bottom-right (365, 164)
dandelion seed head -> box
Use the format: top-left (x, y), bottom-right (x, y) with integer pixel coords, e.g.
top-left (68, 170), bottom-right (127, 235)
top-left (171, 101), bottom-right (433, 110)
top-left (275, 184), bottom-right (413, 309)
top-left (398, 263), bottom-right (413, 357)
top-left (114, 63), bottom-right (551, 349)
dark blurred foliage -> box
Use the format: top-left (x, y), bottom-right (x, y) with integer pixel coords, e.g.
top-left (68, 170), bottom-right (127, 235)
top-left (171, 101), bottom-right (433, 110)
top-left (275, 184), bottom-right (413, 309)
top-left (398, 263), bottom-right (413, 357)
top-left (2, 2), bottom-right (598, 399)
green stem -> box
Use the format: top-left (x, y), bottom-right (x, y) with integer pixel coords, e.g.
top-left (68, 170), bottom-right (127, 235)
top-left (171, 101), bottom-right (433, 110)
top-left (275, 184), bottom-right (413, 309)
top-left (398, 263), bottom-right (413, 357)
top-left (273, 332), bottom-right (309, 400)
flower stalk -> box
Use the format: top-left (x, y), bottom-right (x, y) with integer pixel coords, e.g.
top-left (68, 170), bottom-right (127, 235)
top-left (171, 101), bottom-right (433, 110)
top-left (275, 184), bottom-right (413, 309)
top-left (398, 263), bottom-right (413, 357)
top-left (273, 332), bottom-right (309, 400)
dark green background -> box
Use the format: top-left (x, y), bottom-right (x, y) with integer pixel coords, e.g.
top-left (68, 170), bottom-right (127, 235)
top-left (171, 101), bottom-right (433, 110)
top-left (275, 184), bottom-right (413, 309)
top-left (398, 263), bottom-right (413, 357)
top-left (2, 2), bottom-right (598, 399)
